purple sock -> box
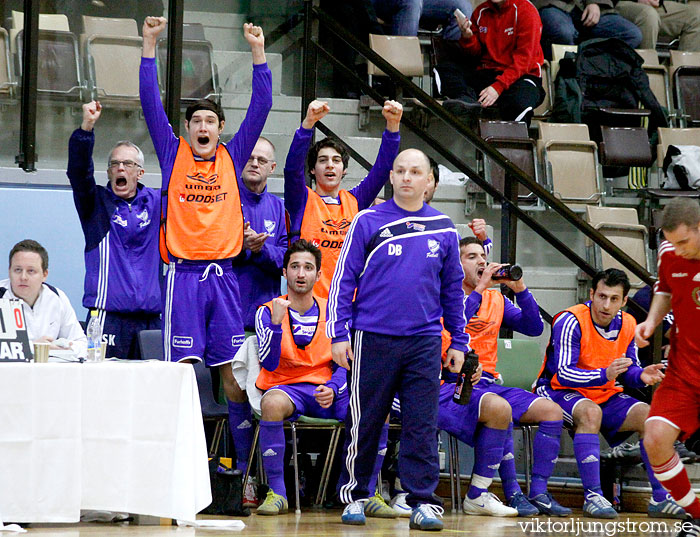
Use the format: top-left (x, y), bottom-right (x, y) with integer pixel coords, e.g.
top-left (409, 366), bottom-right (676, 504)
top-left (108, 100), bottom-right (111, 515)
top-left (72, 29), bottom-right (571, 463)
top-left (574, 433), bottom-right (603, 495)
top-left (529, 420), bottom-right (563, 498)
top-left (640, 439), bottom-right (668, 502)
top-left (468, 426), bottom-right (508, 500)
top-left (228, 401), bottom-right (254, 473)
top-left (259, 420), bottom-right (287, 499)
top-left (367, 423), bottom-right (389, 495)
top-left (498, 423), bottom-right (523, 500)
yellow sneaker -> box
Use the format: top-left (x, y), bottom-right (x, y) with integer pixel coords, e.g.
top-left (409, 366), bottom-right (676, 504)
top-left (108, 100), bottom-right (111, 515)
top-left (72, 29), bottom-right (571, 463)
top-left (256, 489), bottom-right (288, 515)
top-left (364, 491), bottom-right (398, 518)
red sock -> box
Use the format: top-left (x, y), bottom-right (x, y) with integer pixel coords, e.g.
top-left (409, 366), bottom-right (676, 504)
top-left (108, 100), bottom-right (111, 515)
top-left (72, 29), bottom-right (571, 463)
top-left (652, 453), bottom-right (700, 519)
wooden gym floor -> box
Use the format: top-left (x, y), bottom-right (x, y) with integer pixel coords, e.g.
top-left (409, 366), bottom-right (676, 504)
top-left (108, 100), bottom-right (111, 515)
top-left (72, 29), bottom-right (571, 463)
top-left (17, 510), bottom-right (688, 536)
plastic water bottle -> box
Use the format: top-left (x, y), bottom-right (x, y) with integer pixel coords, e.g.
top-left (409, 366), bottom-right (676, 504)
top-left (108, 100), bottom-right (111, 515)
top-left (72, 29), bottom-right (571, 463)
top-left (86, 310), bottom-right (102, 362)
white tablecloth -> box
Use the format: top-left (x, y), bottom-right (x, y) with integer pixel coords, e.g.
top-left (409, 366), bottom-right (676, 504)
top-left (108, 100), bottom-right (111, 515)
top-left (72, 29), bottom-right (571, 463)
top-left (0, 361), bottom-right (211, 523)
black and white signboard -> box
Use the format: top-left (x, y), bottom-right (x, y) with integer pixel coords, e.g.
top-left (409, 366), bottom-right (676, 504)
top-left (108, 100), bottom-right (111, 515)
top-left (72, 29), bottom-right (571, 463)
top-left (0, 298), bottom-right (32, 362)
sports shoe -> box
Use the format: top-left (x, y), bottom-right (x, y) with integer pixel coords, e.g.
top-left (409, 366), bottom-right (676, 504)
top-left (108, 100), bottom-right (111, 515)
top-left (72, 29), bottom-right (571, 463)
top-left (256, 489), bottom-right (288, 515)
top-left (601, 441), bottom-right (642, 463)
top-left (507, 491), bottom-right (539, 517)
top-left (365, 491), bottom-right (398, 518)
top-left (341, 500), bottom-right (367, 525)
top-left (648, 494), bottom-right (687, 520)
top-left (243, 476), bottom-right (258, 508)
top-left (529, 492), bottom-right (572, 516)
top-left (410, 503), bottom-right (444, 531)
top-left (391, 492), bottom-right (413, 518)
top-left (677, 517), bottom-right (700, 537)
top-left (676, 441), bottom-right (698, 463)
top-left (463, 492), bottom-right (518, 517)
top-left (583, 491), bottom-right (618, 519)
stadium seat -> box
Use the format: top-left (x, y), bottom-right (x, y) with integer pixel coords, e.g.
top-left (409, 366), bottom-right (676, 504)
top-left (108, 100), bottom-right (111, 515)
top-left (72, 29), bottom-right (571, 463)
top-left (82, 15), bottom-right (142, 105)
top-left (16, 29), bottom-right (84, 101)
top-left (598, 125), bottom-right (653, 189)
top-left (446, 339), bottom-right (541, 512)
top-left (367, 34), bottom-right (424, 89)
top-left (478, 119), bottom-right (542, 208)
top-left (193, 360), bottom-right (229, 456)
top-left (636, 49), bottom-right (672, 115)
top-left (0, 28), bottom-right (17, 99)
top-left (156, 37), bottom-right (221, 105)
top-left (138, 329), bottom-right (164, 361)
top-left (496, 338), bottom-right (543, 491)
top-left (360, 34), bottom-right (426, 129)
top-left (533, 60), bottom-right (553, 122)
top-left (646, 127), bottom-right (700, 199)
top-left (670, 51), bottom-right (700, 127)
top-left (550, 43), bottom-right (577, 81)
top-left (538, 122), bottom-right (603, 208)
top-left (585, 206), bottom-right (651, 288)
top-left (244, 414), bottom-right (343, 514)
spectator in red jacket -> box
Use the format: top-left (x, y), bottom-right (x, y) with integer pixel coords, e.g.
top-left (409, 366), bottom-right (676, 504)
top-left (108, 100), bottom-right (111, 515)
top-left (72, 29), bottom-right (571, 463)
top-left (439, 0), bottom-right (545, 126)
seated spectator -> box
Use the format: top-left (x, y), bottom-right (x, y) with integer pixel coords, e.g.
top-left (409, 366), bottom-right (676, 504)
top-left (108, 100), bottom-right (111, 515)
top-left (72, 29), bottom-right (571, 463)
top-left (372, 0), bottom-right (473, 40)
top-left (533, 0), bottom-right (642, 54)
top-left (439, 0), bottom-right (545, 126)
top-left (0, 240), bottom-right (87, 359)
top-left (614, 0), bottom-right (700, 52)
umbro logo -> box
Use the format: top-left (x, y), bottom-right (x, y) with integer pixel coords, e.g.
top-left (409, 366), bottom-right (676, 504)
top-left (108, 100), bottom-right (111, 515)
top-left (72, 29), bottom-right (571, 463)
top-left (237, 420), bottom-right (252, 429)
top-left (378, 448), bottom-right (387, 456)
top-left (502, 452), bottom-right (514, 461)
top-left (380, 228), bottom-right (393, 238)
top-left (581, 455), bottom-right (599, 463)
top-left (262, 449), bottom-right (277, 457)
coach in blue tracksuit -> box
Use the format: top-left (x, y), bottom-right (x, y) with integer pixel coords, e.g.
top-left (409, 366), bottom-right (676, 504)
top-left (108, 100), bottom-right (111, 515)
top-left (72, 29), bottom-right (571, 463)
top-left (327, 148), bottom-right (469, 531)
top-left (67, 100), bottom-right (161, 359)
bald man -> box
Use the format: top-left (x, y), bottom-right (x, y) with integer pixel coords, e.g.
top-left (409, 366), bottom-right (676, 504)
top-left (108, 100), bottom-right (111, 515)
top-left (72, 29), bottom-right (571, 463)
top-left (327, 149), bottom-right (469, 531)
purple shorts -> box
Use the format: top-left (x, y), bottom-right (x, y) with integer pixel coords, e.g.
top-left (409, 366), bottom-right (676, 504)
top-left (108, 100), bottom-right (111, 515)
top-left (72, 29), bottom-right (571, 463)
top-left (264, 382), bottom-right (349, 422)
top-left (536, 386), bottom-right (644, 446)
top-left (478, 378), bottom-right (541, 423)
top-left (437, 382), bottom-right (497, 447)
top-left (162, 260), bottom-right (244, 366)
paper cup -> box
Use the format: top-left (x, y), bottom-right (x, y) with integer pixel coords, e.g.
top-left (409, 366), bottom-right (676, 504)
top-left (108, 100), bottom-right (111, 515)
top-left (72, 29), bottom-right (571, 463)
top-left (33, 342), bottom-right (50, 363)
top-left (100, 342), bottom-right (107, 362)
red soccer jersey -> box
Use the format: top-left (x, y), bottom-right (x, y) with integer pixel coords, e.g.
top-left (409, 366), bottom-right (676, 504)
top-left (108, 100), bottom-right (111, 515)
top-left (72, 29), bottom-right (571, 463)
top-left (655, 240), bottom-right (700, 377)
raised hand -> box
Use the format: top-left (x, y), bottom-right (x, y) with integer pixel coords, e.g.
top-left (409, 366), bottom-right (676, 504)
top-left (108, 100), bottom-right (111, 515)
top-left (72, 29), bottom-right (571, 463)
top-left (243, 23), bottom-right (266, 64)
top-left (302, 100), bottom-right (331, 129)
top-left (382, 100), bottom-right (403, 132)
top-left (81, 100), bottom-right (102, 131)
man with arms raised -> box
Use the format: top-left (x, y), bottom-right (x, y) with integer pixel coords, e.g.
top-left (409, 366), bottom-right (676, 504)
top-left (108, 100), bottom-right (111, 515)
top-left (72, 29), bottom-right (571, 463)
top-left (638, 198), bottom-right (700, 536)
top-left (537, 269), bottom-right (679, 519)
top-left (284, 99), bottom-right (402, 297)
top-left (139, 17), bottom-right (272, 430)
top-left (327, 148), bottom-right (468, 531)
top-left (67, 100), bottom-right (161, 359)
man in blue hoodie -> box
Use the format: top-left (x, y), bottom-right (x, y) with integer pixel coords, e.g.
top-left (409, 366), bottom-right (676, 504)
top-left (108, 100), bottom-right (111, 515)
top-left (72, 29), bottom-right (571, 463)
top-left (230, 136), bottom-right (287, 506)
top-left (67, 100), bottom-right (161, 359)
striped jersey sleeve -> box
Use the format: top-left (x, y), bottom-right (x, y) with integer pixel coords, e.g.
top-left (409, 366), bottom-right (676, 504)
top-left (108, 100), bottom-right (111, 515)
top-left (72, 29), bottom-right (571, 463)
top-left (550, 312), bottom-right (607, 387)
top-left (255, 305), bottom-right (283, 371)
